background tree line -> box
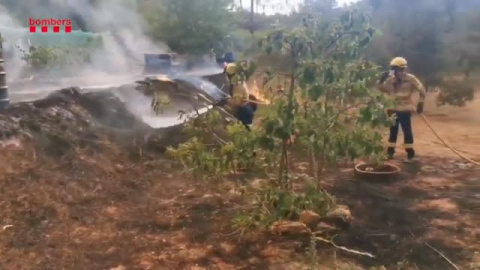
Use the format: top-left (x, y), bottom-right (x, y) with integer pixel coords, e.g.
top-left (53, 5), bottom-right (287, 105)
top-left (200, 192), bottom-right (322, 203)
top-left (2, 0), bottom-right (480, 100)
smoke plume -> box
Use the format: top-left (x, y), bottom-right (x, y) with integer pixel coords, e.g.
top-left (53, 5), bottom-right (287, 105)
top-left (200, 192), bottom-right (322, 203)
top-left (0, 0), bottom-right (225, 129)
top-left (0, 0), bottom-right (170, 90)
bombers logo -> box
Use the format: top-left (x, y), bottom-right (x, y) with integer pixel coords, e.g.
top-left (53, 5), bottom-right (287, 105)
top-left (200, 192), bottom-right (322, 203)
top-left (29, 18), bottom-right (73, 33)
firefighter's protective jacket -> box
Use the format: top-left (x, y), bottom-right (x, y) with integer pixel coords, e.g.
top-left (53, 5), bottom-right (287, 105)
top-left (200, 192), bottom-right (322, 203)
top-left (224, 63), bottom-right (239, 85)
top-left (227, 83), bottom-right (249, 108)
top-left (379, 73), bottom-right (426, 112)
top-left (224, 63), bottom-right (249, 107)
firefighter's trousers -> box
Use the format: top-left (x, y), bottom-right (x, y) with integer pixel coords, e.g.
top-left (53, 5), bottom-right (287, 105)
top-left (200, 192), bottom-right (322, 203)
top-left (237, 103), bottom-right (257, 131)
top-left (387, 110), bottom-right (415, 159)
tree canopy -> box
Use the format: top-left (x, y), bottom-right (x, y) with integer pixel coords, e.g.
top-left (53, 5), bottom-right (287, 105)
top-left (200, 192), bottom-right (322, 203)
top-left (142, 0), bottom-right (235, 55)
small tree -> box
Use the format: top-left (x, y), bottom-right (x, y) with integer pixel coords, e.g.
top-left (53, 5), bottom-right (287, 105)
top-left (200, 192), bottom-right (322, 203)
top-left (258, 10), bottom-right (392, 188)
top-left (17, 41), bottom-right (100, 75)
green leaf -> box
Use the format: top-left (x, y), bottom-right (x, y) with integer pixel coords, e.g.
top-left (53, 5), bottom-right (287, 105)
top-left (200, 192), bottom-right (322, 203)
top-left (324, 68), bottom-right (335, 84)
top-left (358, 36), bottom-right (370, 47)
top-left (274, 31), bottom-right (284, 42)
top-left (360, 108), bottom-right (373, 121)
top-left (340, 11), bottom-right (350, 24)
top-left (303, 65), bottom-right (316, 84)
top-left (367, 27), bottom-right (375, 37)
top-left (309, 84), bottom-right (325, 100)
top-left (266, 45), bottom-right (273, 54)
top-left (258, 39), bottom-right (264, 47)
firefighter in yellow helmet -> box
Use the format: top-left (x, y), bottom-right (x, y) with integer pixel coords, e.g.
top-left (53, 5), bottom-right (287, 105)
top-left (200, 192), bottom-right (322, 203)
top-left (378, 57), bottom-right (426, 162)
top-left (223, 61), bottom-right (249, 102)
top-left (220, 60), bottom-right (257, 131)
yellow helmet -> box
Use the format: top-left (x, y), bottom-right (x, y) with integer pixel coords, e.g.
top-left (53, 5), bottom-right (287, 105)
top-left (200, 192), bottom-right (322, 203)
top-left (390, 57), bottom-right (408, 69)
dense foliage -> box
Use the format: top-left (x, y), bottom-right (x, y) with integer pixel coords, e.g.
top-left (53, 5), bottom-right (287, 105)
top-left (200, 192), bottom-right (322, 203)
top-left (142, 0), bottom-right (235, 55)
top-left (15, 36), bottom-right (102, 75)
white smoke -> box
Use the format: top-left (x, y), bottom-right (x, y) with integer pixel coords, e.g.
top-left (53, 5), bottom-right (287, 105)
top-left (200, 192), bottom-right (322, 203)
top-left (0, 0), bottom-right (170, 90)
top-left (111, 83), bottom-right (212, 129)
top-left (64, 0), bottom-right (168, 72)
top-left (0, 0), bottom-right (225, 129)
top-left (0, 4), bottom-right (26, 83)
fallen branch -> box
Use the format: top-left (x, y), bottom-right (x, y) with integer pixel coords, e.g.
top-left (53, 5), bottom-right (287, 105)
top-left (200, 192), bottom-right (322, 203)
top-left (315, 236), bottom-right (375, 258)
top-left (424, 242), bottom-right (460, 270)
top-left (220, 228), bottom-right (242, 236)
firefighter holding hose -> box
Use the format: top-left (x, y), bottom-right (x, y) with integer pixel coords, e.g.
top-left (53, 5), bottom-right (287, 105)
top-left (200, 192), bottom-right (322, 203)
top-left (379, 57), bottom-right (426, 163)
top-left (216, 54), bottom-right (258, 131)
top-left (224, 61), bottom-right (239, 96)
top-left (222, 52), bottom-right (246, 97)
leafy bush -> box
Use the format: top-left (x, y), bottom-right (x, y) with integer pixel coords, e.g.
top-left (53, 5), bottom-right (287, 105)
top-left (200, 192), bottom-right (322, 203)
top-left (166, 110), bottom-right (262, 180)
top-left (436, 78), bottom-right (475, 107)
top-left (18, 45), bottom-right (96, 73)
top-left (17, 35), bottom-right (101, 74)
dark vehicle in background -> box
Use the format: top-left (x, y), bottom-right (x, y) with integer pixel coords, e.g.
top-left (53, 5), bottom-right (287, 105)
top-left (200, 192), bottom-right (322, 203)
top-left (142, 52), bottom-right (234, 94)
top-left (144, 53), bottom-right (177, 74)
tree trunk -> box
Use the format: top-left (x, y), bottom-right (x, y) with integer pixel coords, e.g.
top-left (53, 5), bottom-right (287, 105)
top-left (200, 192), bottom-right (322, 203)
top-left (250, 0), bottom-right (255, 34)
top-left (311, 149), bottom-right (318, 183)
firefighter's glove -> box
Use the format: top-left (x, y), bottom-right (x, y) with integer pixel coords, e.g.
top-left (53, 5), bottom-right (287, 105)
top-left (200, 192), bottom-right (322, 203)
top-left (416, 102), bottom-right (424, 114)
top-left (379, 71), bottom-right (390, 84)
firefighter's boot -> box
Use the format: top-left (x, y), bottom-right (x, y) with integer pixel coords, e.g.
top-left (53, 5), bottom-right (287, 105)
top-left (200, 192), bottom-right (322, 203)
top-left (405, 149), bottom-right (416, 163)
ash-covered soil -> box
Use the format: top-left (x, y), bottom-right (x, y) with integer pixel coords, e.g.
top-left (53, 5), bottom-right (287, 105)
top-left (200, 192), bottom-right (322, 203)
top-left (1, 87), bottom-right (189, 156)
